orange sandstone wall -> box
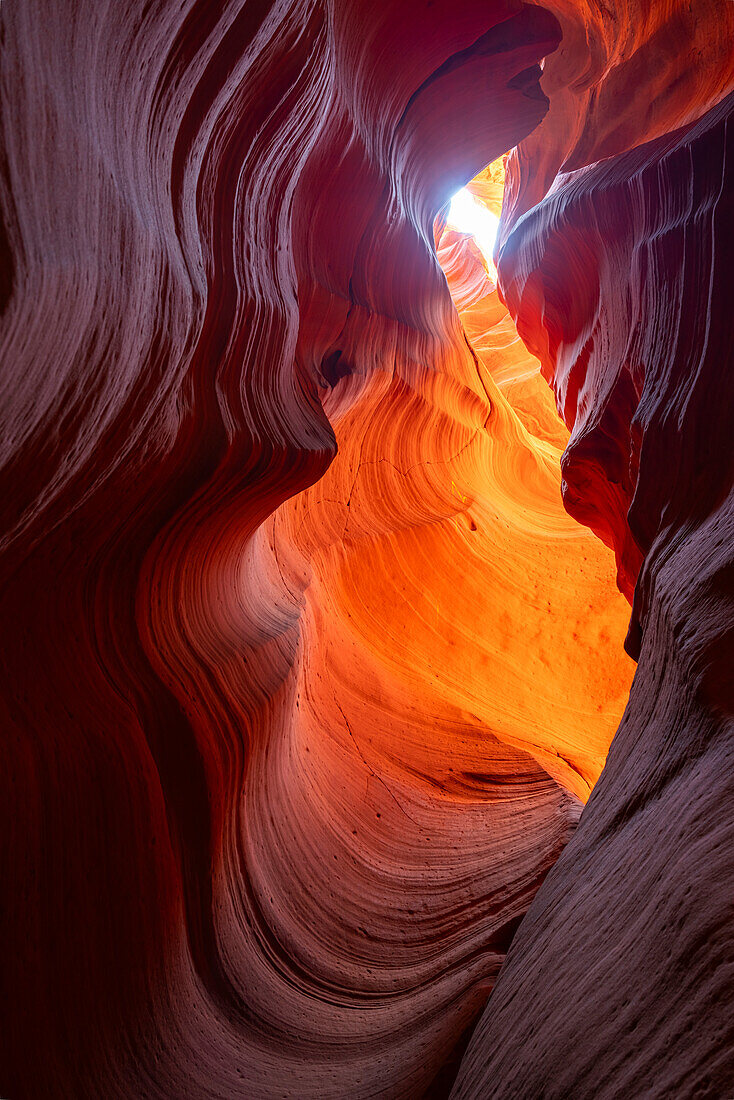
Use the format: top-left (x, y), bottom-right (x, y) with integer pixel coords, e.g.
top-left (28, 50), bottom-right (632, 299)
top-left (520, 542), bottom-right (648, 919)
top-left (0, 0), bottom-right (731, 1097)
top-left (0, 3), bottom-right (604, 1097)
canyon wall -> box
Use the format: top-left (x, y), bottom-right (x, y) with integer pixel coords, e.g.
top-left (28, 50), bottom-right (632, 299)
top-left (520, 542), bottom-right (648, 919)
top-left (453, 33), bottom-right (734, 1100)
top-left (0, 1), bottom-right (732, 1097)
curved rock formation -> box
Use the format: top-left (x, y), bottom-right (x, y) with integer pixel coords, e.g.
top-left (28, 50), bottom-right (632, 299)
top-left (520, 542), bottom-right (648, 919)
top-left (452, 54), bottom-right (734, 1100)
top-left (1, 0), bottom-right (731, 1097)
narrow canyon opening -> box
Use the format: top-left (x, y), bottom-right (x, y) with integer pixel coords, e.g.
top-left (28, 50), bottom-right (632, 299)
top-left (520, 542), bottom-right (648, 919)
top-left (430, 156), bottom-right (635, 801)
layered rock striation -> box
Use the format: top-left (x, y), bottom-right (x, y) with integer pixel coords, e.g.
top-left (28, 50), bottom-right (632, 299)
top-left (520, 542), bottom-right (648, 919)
top-left (0, 0), bottom-right (732, 1097)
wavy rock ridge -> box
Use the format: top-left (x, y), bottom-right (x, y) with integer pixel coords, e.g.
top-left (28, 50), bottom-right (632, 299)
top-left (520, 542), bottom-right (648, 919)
top-left (1, 0), bottom-right (732, 1097)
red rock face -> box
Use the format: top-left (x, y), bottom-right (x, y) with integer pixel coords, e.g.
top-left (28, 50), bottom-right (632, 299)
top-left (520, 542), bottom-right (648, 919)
top-left (451, 57), bottom-right (734, 1100)
top-left (0, 1), bottom-right (732, 1098)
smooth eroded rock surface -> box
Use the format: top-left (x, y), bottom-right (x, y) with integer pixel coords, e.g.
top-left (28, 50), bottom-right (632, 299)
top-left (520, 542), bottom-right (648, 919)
top-left (1, 1), bottom-right (731, 1097)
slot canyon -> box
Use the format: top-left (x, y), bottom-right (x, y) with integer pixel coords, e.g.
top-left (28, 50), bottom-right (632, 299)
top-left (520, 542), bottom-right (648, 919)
top-left (1, 1), bottom-right (733, 1097)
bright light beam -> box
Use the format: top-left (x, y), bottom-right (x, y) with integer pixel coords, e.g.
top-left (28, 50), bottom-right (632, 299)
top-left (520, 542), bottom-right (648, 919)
top-left (446, 188), bottom-right (500, 282)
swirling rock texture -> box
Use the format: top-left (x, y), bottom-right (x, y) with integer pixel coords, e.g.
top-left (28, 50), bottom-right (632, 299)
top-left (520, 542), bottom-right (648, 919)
top-left (0, 3), bottom-right (731, 1100)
